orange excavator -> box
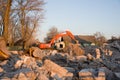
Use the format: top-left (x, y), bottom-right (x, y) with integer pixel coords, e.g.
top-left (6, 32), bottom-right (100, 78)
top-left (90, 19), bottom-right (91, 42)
top-left (38, 30), bottom-right (78, 50)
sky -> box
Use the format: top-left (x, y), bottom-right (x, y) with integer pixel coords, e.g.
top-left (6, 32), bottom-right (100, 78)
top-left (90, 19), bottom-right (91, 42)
top-left (38, 0), bottom-right (120, 42)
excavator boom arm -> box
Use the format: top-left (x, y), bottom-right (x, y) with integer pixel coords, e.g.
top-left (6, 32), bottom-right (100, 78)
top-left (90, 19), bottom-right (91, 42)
top-left (50, 30), bottom-right (76, 45)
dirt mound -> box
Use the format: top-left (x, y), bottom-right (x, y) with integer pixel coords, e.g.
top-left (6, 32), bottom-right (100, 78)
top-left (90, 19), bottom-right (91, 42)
top-left (63, 43), bottom-right (84, 56)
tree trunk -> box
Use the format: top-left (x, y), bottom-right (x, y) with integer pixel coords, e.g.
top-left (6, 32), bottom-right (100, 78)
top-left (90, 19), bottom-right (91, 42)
top-left (3, 0), bottom-right (12, 44)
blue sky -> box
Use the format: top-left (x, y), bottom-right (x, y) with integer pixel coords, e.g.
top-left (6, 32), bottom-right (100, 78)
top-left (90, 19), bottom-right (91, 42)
top-left (38, 0), bottom-right (120, 41)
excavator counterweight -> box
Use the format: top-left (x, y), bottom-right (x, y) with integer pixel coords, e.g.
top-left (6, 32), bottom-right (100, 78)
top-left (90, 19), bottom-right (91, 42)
top-left (39, 43), bottom-right (51, 49)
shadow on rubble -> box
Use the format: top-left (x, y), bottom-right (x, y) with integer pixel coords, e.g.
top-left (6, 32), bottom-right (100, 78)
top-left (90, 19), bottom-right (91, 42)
top-left (43, 53), bottom-right (68, 67)
top-left (0, 54), bottom-right (30, 78)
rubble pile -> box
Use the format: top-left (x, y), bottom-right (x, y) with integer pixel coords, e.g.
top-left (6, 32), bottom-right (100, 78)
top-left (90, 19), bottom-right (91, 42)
top-left (63, 43), bottom-right (84, 56)
top-left (0, 40), bottom-right (120, 80)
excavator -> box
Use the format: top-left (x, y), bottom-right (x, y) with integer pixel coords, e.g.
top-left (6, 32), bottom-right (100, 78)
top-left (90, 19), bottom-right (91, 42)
top-left (38, 30), bottom-right (78, 50)
top-left (28, 30), bottom-right (81, 58)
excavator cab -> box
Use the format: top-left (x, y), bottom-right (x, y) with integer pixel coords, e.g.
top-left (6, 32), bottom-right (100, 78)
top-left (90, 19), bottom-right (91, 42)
top-left (53, 37), bottom-right (65, 50)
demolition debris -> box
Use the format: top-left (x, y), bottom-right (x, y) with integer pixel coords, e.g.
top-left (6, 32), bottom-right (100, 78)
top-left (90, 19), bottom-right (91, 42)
top-left (0, 38), bottom-right (120, 80)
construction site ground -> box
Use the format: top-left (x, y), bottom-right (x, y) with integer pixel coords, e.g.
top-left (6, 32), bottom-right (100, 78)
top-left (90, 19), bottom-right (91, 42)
top-left (0, 39), bottom-right (120, 80)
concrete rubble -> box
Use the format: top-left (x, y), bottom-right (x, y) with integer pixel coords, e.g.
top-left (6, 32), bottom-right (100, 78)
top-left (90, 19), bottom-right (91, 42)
top-left (0, 40), bottom-right (120, 80)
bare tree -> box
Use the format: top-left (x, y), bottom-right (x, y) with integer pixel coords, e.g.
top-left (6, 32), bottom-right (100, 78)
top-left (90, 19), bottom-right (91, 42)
top-left (0, 0), bottom-right (44, 49)
top-left (3, 0), bottom-right (12, 43)
top-left (0, 0), bottom-right (44, 45)
top-left (0, 0), bottom-right (12, 43)
top-left (0, 16), bottom-right (3, 36)
top-left (94, 32), bottom-right (106, 46)
top-left (23, 15), bottom-right (41, 49)
top-left (0, 0), bottom-right (5, 36)
top-left (44, 27), bottom-right (59, 43)
top-left (12, 0), bottom-right (44, 49)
